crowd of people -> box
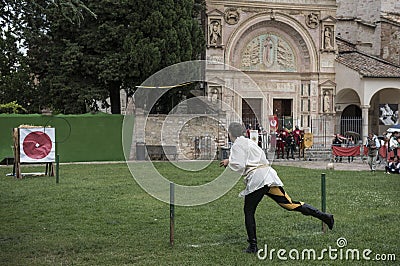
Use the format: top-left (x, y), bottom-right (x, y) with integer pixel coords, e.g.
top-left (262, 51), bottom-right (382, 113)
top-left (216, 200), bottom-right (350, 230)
top-left (243, 123), bottom-right (400, 173)
top-left (329, 129), bottom-right (400, 174)
top-left (330, 130), bottom-right (400, 173)
top-left (243, 124), bottom-right (305, 160)
top-left (385, 156), bottom-right (400, 174)
top-left (274, 126), bottom-right (304, 160)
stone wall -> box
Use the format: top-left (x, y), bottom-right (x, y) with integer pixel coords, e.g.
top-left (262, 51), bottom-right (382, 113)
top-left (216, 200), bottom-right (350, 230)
top-left (134, 113), bottom-right (227, 160)
top-left (336, 0), bottom-right (400, 59)
top-left (381, 20), bottom-right (400, 66)
top-left (381, 0), bottom-right (400, 12)
top-left (336, 0), bottom-right (381, 55)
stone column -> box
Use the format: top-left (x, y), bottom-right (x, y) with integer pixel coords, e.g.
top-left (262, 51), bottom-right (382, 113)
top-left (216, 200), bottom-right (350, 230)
top-left (361, 105), bottom-right (370, 143)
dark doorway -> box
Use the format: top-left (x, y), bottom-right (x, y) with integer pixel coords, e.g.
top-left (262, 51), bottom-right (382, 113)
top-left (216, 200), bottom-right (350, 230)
top-left (273, 99), bottom-right (293, 129)
top-left (273, 99), bottom-right (292, 117)
top-left (242, 98), bottom-right (262, 129)
top-left (340, 104), bottom-right (362, 142)
top-left (342, 104), bottom-right (362, 117)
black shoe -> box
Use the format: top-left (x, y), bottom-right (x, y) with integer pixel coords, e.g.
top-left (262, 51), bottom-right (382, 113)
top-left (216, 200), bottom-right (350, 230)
top-left (243, 239), bottom-right (258, 253)
top-left (323, 214), bottom-right (335, 230)
top-left (296, 203), bottom-right (335, 230)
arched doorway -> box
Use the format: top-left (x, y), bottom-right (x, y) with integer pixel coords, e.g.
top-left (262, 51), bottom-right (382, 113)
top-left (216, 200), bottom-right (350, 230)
top-left (340, 104), bottom-right (362, 143)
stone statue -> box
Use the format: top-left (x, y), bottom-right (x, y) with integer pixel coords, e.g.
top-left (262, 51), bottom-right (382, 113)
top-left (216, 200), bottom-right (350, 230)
top-left (324, 93), bottom-right (330, 112)
top-left (209, 20), bottom-right (221, 46)
top-left (324, 27), bottom-right (333, 50)
top-left (262, 37), bottom-right (274, 67)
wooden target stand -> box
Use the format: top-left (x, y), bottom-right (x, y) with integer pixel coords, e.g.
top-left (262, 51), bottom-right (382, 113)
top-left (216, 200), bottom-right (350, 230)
top-left (13, 126), bottom-right (56, 179)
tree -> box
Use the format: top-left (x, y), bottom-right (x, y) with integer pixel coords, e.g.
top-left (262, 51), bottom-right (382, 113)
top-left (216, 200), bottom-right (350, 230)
top-left (1, 0), bottom-right (205, 114)
top-left (77, 0), bottom-right (205, 114)
top-left (0, 0), bottom-right (95, 113)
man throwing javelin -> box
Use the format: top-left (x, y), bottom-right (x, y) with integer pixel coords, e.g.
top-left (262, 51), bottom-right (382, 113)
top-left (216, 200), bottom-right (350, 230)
top-left (220, 122), bottom-right (334, 253)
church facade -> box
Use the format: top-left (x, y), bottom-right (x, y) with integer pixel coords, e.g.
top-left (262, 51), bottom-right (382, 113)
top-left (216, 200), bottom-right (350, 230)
top-left (205, 0), bottom-right (400, 144)
top-left (205, 0), bottom-right (338, 145)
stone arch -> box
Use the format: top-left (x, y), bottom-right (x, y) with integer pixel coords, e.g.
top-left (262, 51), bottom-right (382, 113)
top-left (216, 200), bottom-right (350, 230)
top-left (341, 104), bottom-right (362, 117)
top-left (335, 88), bottom-right (362, 138)
top-left (366, 87), bottom-right (400, 106)
top-left (340, 104), bottom-right (362, 141)
top-left (335, 88), bottom-right (361, 112)
top-left (225, 12), bottom-right (318, 72)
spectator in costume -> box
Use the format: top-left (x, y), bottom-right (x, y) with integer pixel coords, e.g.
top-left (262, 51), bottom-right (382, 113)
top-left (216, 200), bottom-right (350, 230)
top-left (293, 126), bottom-right (302, 146)
top-left (276, 129), bottom-right (286, 159)
top-left (285, 132), bottom-right (296, 160)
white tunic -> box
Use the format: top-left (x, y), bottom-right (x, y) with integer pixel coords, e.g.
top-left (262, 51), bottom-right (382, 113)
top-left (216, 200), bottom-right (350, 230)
top-left (228, 136), bottom-right (284, 197)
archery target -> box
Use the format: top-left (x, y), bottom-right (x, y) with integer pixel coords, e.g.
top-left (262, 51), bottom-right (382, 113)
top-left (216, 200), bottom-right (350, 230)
top-left (19, 128), bottom-right (55, 163)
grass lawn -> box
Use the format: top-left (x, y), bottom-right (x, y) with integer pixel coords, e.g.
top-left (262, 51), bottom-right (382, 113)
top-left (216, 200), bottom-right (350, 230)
top-left (0, 162), bottom-right (399, 265)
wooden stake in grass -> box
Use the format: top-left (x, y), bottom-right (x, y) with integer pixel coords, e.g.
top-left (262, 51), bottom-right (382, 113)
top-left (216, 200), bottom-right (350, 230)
top-left (170, 182), bottom-right (175, 247)
top-left (56, 154), bottom-right (60, 184)
top-left (321, 173), bottom-right (327, 233)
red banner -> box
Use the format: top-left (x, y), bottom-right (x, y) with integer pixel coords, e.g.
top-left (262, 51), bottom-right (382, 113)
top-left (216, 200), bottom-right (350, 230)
top-left (332, 146), bottom-right (360, 157)
top-left (269, 115), bottom-right (278, 132)
top-left (363, 146), bottom-right (400, 159)
top-left (387, 148), bottom-right (400, 159)
top-left (379, 146), bottom-right (387, 158)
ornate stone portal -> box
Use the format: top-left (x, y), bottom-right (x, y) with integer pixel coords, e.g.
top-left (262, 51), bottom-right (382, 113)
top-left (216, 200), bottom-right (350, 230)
top-left (205, 0), bottom-right (337, 146)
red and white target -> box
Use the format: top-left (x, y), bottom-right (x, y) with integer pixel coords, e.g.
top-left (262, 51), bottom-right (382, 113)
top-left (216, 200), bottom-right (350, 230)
top-left (19, 128), bottom-right (55, 163)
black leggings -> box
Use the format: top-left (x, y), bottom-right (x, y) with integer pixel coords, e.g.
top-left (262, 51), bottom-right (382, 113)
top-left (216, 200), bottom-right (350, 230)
top-left (244, 186), bottom-right (303, 240)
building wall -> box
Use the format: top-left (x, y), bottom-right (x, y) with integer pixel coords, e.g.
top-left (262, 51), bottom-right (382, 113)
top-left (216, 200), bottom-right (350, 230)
top-left (381, 0), bottom-right (400, 12)
top-left (336, 0), bottom-right (381, 22)
top-left (336, 0), bottom-right (400, 60)
top-left (336, 0), bottom-right (381, 55)
top-left (381, 21), bottom-right (400, 65)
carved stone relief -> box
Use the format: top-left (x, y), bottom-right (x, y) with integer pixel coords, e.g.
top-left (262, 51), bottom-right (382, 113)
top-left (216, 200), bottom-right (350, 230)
top-left (306, 12), bottom-right (319, 29)
top-left (241, 33), bottom-right (296, 72)
top-left (224, 8), bottom-right (240, 25)
top-left (206, 55), bottom-right (224, 64)
top-left (323, 92), bottom-right (331, 113)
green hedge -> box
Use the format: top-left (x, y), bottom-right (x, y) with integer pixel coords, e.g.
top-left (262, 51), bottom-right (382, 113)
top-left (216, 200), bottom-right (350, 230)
top-left (0, 113), bottom-right (133, 162)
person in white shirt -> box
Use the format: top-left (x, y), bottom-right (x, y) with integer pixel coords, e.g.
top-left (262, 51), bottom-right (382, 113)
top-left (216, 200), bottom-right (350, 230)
top-left (220, 122), bottom-right (334, 253)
